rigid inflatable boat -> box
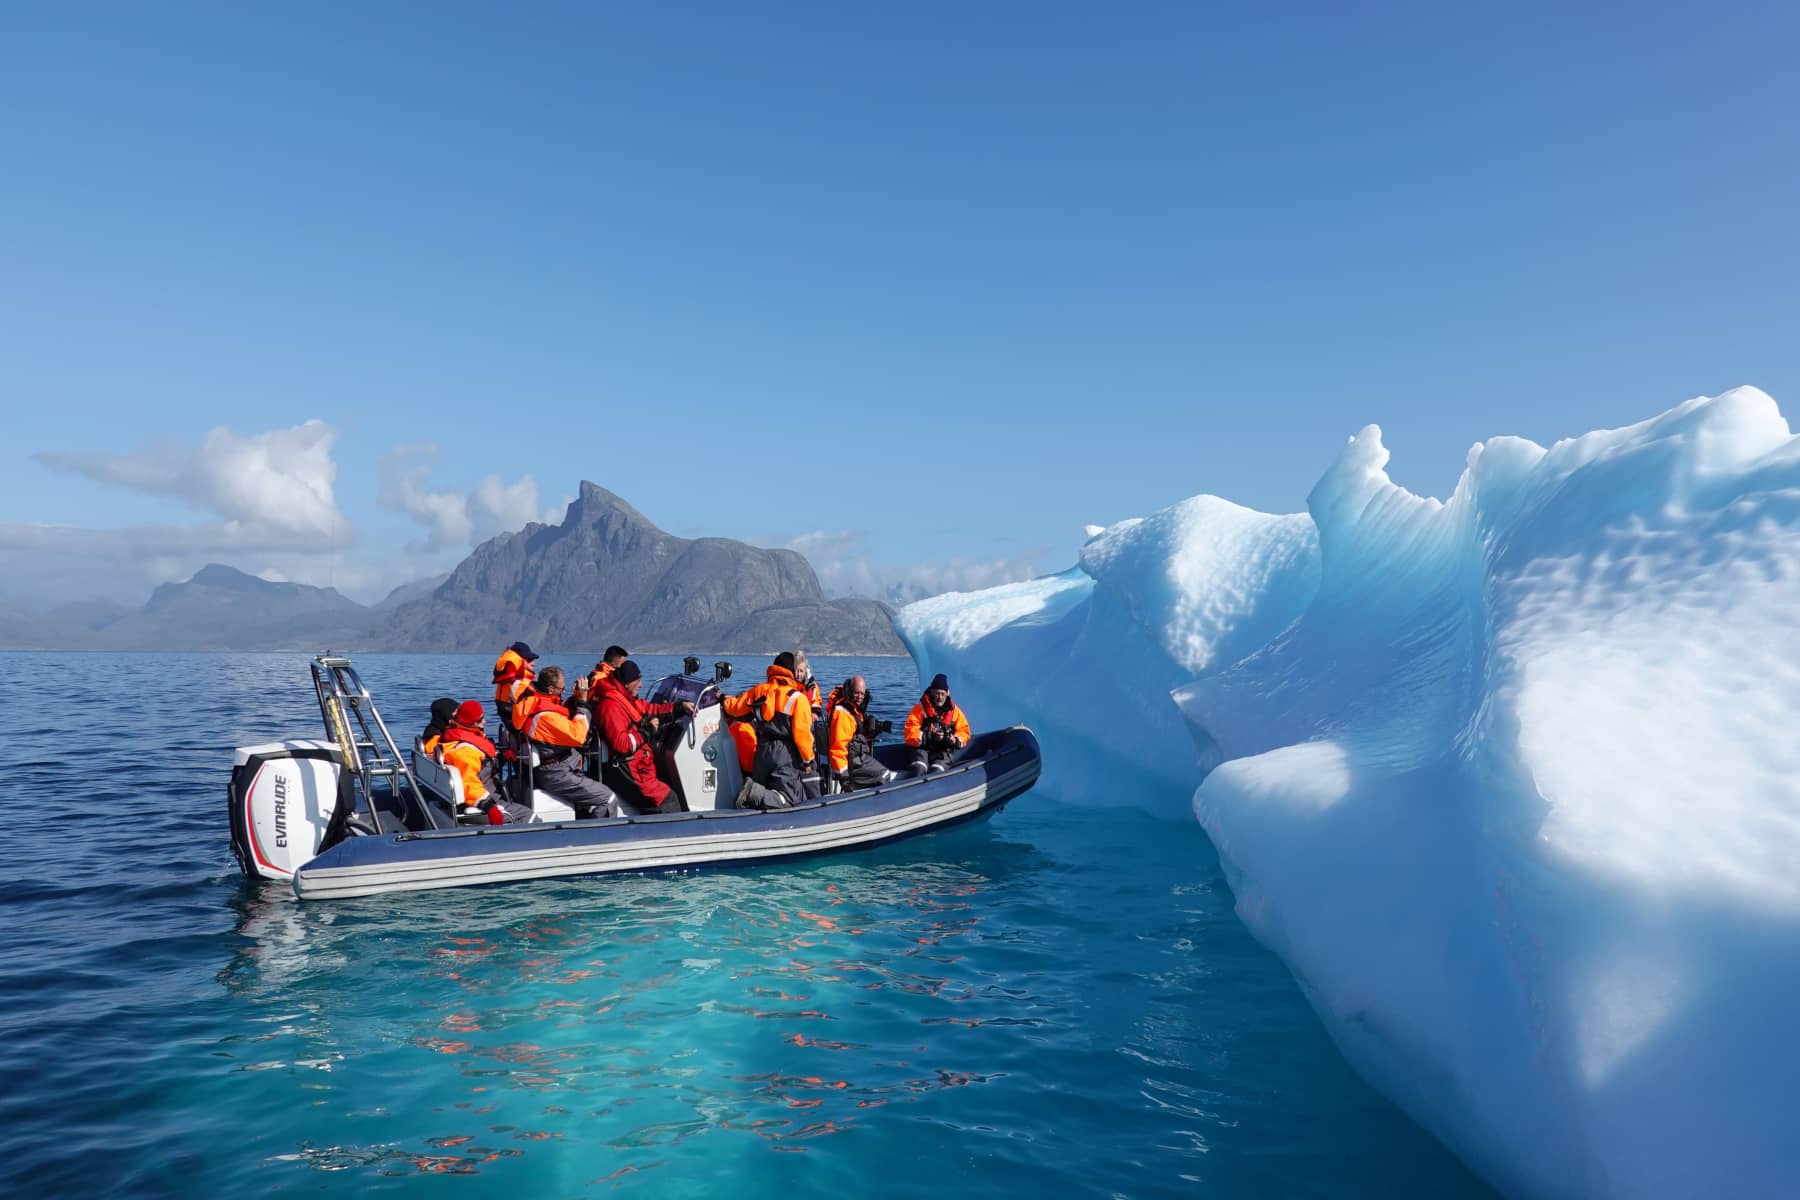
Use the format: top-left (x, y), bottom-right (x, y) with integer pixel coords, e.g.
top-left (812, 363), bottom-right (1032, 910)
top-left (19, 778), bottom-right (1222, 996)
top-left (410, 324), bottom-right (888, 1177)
top-left (230, 656), bottom-right (1041, 901)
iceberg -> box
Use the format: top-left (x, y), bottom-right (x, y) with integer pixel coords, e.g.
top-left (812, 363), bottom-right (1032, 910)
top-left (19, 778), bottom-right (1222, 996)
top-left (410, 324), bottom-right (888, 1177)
top-left (896, 388), bottom-right (1800, 1199)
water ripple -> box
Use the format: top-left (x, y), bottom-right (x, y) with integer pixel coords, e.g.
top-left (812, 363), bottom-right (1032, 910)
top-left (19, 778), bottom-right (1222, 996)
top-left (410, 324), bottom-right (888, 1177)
top-left (0, 652), bottom-right (1492, 1197)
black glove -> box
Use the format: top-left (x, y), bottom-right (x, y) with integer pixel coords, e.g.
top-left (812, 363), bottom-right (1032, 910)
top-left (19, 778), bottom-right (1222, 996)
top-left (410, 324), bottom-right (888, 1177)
top-left (674, 700), bottom-right (695, 718)
top-left (948, 734), bottom-right (962, 751)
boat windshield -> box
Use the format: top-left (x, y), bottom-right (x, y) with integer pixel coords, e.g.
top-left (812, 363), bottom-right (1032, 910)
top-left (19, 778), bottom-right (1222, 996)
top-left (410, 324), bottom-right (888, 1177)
top-left (646, 674), bottom-right (714, 707)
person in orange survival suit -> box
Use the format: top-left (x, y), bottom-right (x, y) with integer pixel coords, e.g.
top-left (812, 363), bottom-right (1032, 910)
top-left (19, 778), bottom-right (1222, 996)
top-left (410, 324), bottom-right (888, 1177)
top-left (437, 701), bottom-right (531, 824)
top-left (594, 660), bottom-right (694, 813)
top-left (720, 651), bottom-right (815, 809)
top-left (583, 645), bottom-right (629, 694)
top-left (730, 652), bottom-right (823, 795)
top-left (822, 675), bottom-right (898, 793)
top-left (728, 716), bottom-right (758, 775)
top-left (903, 673), bottom-right (971, 776)
top-left (492, 641), bottom-right (539, 722)
top-left (511, 666), bottom-right (621, 819)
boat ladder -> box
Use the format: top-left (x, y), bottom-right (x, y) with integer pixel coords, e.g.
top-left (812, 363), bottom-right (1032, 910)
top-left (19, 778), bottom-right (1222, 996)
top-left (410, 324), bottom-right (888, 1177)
top-left (310, 653), bottom-right (430, 830)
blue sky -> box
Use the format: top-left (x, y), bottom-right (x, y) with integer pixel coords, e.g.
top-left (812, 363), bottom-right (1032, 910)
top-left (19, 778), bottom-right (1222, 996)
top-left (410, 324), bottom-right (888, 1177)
top-left (2, 1), bottom-right (1795, 606)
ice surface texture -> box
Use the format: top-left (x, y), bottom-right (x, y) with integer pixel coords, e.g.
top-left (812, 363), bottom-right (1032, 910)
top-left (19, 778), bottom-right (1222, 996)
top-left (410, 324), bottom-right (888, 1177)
top-left (896, 388), bottom-right (1800, 1199)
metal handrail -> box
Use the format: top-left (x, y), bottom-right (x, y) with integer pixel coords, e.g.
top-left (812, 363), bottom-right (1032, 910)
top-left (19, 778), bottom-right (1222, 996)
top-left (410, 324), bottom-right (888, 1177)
top-left (310, 653), bottom-right (430, 829)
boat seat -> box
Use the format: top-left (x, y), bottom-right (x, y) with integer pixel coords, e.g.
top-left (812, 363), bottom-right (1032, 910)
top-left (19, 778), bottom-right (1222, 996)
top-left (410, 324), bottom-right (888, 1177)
top-left (410, 743), bottom-right (490, 827)
top-left (518, 747), bottom-right (580, 822)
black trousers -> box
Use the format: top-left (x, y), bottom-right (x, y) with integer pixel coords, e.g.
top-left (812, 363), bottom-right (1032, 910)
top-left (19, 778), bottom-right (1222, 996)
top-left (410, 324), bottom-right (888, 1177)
top-left (536, 756), bottom-right (621, 818)
top-left (910, 745), bottom-right (956, 775)
top-left (841, 757), bottom-right (891, 789)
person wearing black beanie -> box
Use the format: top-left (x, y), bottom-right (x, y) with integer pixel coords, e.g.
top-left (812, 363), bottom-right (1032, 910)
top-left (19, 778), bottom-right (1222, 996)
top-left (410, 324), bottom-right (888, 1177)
top-left (904, 673), bottom-right (972, 776)
top-left (591, 658), bottom-right (693, 812)
top-left (420, 697), bottom-right (459, 752)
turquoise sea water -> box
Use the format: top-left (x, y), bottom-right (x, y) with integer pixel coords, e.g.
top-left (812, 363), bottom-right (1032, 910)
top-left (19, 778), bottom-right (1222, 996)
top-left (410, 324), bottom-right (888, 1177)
top-left (0, 652), bottom-right (1493, 1197)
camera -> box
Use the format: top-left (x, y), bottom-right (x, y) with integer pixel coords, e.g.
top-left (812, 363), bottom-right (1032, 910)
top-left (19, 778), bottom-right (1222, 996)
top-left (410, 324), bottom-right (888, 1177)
top-left (869, 718), bottom-right (893, 737)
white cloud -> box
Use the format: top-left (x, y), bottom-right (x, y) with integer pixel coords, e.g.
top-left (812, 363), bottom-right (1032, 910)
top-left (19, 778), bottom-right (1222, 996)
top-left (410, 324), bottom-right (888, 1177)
top-left (780, 530), bottom-right (1040, 604)
top-left (783, 529), bottom-right (864, 559)
top-left (8, 423), bottom-right (545, 608)
top-left (10, 419), bottom-right (357, 570)
top-left (379, 443), bottom-right (548, 551)
top-left (473, 473), bottom-right (541, 534)
top-left (9, 420), bottom-right (375, 605)
top-left (821, 556), bottom-right (1043, 604)
top-left (34, 419), bottom-right (351, 543)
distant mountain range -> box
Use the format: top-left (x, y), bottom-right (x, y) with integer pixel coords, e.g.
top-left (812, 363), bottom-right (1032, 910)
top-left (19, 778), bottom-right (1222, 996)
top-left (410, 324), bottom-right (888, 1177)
top-left (1, 482), bottom-right (903, 654)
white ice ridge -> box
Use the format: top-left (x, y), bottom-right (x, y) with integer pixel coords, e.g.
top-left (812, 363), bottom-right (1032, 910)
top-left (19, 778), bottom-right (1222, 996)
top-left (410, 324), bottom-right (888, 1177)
top-left (895, 388), bottom-right (1800, 1199)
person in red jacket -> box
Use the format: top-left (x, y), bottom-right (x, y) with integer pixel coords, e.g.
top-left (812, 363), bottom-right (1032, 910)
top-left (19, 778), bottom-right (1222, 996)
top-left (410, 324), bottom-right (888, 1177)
top-left (511, 666), bottom-right (620, 819)
top-left (594, 660), bottom-right (693, 813)
top-left (903, 673), bottom-right (972, 775)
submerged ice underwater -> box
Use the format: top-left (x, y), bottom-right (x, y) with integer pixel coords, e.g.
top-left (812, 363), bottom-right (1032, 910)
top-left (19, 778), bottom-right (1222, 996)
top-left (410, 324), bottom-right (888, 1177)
top-left (0, 651), bottom-right (1491, 1197)
top-left (901, 387), bottom-right (1800, 1199)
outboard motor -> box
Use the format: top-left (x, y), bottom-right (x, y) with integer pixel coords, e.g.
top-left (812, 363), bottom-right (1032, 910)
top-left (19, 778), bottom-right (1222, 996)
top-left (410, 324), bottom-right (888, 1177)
top-left (229, 740), bottom-right (345, 881)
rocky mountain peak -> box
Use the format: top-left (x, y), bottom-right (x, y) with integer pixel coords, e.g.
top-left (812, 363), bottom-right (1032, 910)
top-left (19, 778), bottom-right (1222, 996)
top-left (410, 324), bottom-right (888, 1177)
top-left (375, 483), bottom-right (901, 653)
top-left (566, 481), bottom-right (653, 528)
top-left (185, 563), bottom-right (266, 591)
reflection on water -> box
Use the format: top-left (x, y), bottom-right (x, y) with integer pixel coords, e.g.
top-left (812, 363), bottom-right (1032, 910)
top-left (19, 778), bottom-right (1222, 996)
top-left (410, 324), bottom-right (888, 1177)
top-left (215, 827), bottom-right (1057, 1183)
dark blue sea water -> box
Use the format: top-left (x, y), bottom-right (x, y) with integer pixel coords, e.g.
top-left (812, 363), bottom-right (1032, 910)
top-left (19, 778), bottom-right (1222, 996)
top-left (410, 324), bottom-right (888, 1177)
top-left (0, 652), bottom-right (1493, 1197)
